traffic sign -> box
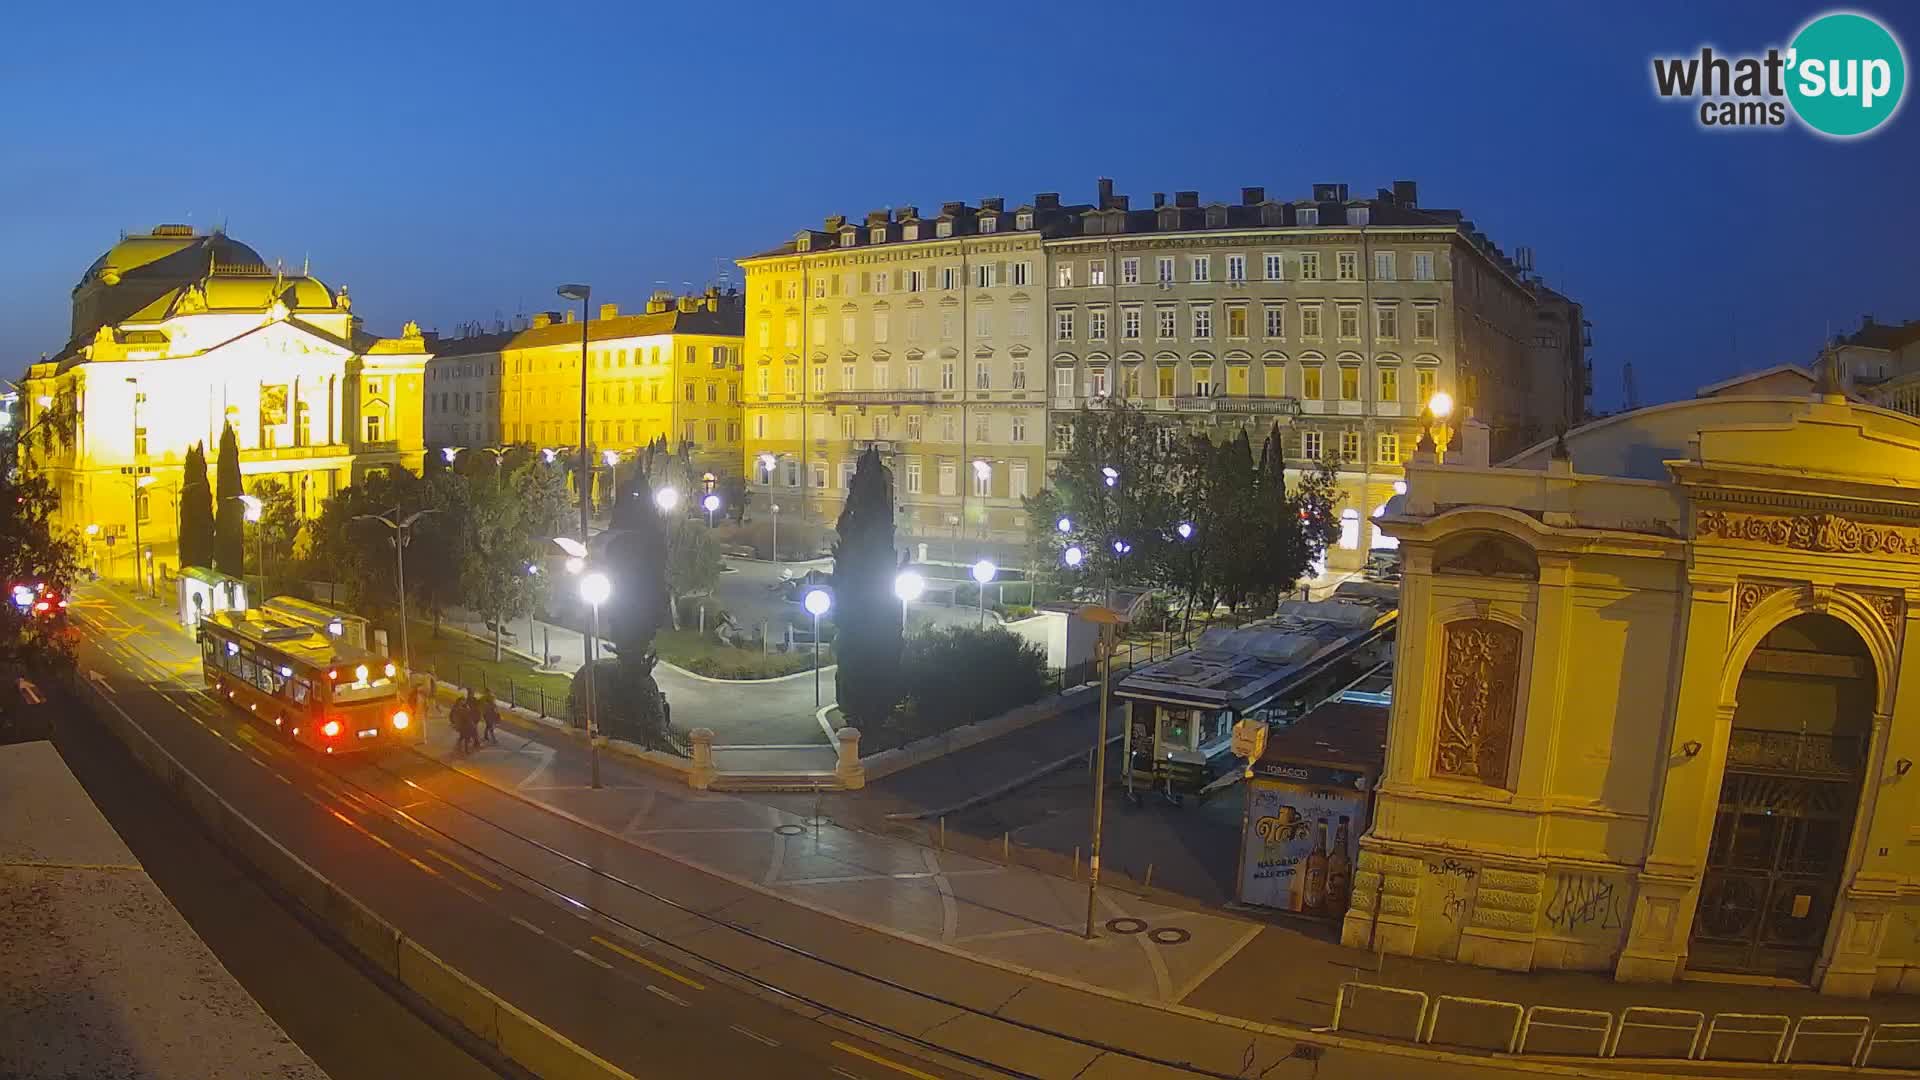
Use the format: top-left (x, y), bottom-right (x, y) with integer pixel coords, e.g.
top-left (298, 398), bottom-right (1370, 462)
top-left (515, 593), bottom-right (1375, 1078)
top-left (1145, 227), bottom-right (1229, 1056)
top-left (1231, 717), bottom-right (1268, 761)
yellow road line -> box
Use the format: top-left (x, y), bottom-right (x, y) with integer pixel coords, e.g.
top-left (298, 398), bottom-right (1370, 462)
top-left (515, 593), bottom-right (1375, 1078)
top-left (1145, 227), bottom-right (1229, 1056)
top-left (589, 934), bottom-right (706, 991)
top-left (426, 849), bottom-right (502, 891)
top-left (407, 856), bottom-right (442, 878)
top-left (830, 1041), bottom-right (942, 1080)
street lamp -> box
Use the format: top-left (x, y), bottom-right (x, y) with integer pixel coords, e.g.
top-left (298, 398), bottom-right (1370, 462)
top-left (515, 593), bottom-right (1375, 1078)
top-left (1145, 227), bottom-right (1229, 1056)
top-left (1078, 601), bottom-right (1130, 939)
top-left (893, 569), bottom-right (924, 630)
top-left (354, 508), bottom-right (438, 673)
top-left (803, 587), bottom-right (831, 710)
top-left (654, 486), bottom-right (680, 514)
top-left (133, 473), bottom-right (155, 596)
top-left (578, 570), bottom-right (611, 790)
top-left (702, 492), bottom-right (721, 528)
top-left (557, 283), bottom-right (592, 564)
top-left (1056, 516), bottom-right (1073, 535)
top-left (1063, 545), bottom-right (1084, 568)
top-left (769, 502), bottom-right (781, 564)
top-left (1176, 521), bottom-right (1193, 540)
top-left (237, 494), bottom-right (265, 595)
top-left (1101, 466), bottom-right (1119, 489)
top-left (758, 452), bottom-right (778, 482)
top-left (971, 558), bottom-right (996, 627)
top-left (441, 446), bottom-right (461, 464)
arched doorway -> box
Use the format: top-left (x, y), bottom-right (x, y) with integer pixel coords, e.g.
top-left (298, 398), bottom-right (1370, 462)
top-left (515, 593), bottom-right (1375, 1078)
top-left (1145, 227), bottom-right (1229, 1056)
top-left (1691, 613), bottom-right (1874, 980)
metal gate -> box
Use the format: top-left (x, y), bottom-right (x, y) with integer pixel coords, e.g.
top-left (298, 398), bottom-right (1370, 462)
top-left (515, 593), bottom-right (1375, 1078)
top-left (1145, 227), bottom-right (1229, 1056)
top-left (1690, 730), bottom-right (1866, 980)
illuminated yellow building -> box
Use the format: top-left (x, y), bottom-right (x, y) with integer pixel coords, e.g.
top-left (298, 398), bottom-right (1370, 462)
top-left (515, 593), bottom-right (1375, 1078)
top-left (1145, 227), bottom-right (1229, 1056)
top-left (426, 289), bottom-right (743, 477)
top-left (1344, 370), bottom-right (1920, 997)
top-left (20, 225), bottom-right (428, 580)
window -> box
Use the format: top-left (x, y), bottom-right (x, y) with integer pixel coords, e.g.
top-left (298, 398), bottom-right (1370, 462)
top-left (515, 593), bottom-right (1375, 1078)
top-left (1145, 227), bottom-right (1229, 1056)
top-left (1122, 366), bottom-right (1141, 398)
top-left (812, 463), bottom-right (827, 489)
top-left (1089, 259), bottom-right (1107, 286)
top-left (975, 308), bottom-right (992, 338)
top-left (1302, 430), bottom-right (1323, 460)
top-left (1053, 422), bottom-right (1073, 451)
top-left (686, 381), bottom-right (698, 402)
top-left (1415, 306), bottom-right (1438, 341)
top-left (1089, 367), bottom-right (1109, 397)
top-left (1264, 253), bottom-right (1283, 281)
top-left (1193, 367), bottom-right (1214, 397)
top-left (1264, 305), bottom-right (1284, 339)
top-left (757, 320), bottom-right (772, 347)
top-left (1300, 252), bottom-right (1321, 280)
top-left (905, 458), bottom-right (923, 493)
top-left (939, 461), bottom-right (956, 495)
top-left (873, 363), bottom-right (890, 390)
top-left (1015, 211), bottom-right (1033, 230)
top-left (906, 414), bottom-right (923, 440)
top-left (940, 361), bottom-right (956, 390)
top-left (1374, 252), bottom-right (1395, 281)
top-left (754, 414), bottom-right (767, 439)
top-left (1417, 368), bottom-right (1437, 403)
top-left (1413, 252), bottom-right (1435, 281)
top-left (975, 263), bottom-right (995, 288)
top-left (1337, 252), bottom-right (1359, 281)
top-left (785, 318), bottom-right (800, 347)
top-left (1380, 366), bottom-right (1399, 402)
top-left (974, 412), bottom-right (989, 443)
top-left (814, 276), bottom-right (828, 298)
top-left (874, 312), bottom-right (889, 342)
top-left (784, 366), bottom-right (800, 393)
top-left (1055, 367), bottom-right (1074, 400)
top-left (1010, 306), bottom-right (1029, 338)
top-left (1010, 462), bottom-right (1028, 497)
top-left (784, 459), bottom-right (800, 486)
top-left (907, 269), bottom-right (924, 292)
top-left (872, 270), bottom-right (889, 294)
top-left (1157, 306), bottom-right (1177, 340)
top-left (705, 381), bottom-right (717, 403)
top-left (1339, 366), bottom-right (1360, 400)
top-left (1055, 309), bottom-right (1074, 342)
top-left (1227, 306), bottom-right (1248, 338)
top-left (979, 216), bottom-right (997, 234)
top-left (812, 366), bottom-right (825, 394)
top-left (1157, 366), bottom-right (1175, 397)
top-left (1303, 365), bottom-right (1323, 399)
top-left (1009, 261), bottom-right (1029, 287)
top-left (976, 361), bottom-right (990, 389)
top-left (1122, 307), bottom-right (1141, 341)
top-left (907, 312), bottom-right (921, 339)
top-left (941, 414), bottom-right (956, 441)
top-left (365, 413), bottom-right (384, 442)
top-left (1010, 414), bottom-right (1026, 442)
top-left (874, 415), bottom-right (890, 439)
top-left (1226, 255), bottom-right (1246, 282)
top-left (973, 462), bottom-right (992, 497)
top-left (941, 312), bottom-right (956, 340)
top-left (1056, 262), bottom-right (1074, 288)
top-left (1338, 306), bottom-right (1360, 340)
top-left (941, 267), bottom-right (958, 290)
top-left (841, 314), bottom-right (856, 341)
top-left (908, 363), bottom-right (923, 389)
top-left (1376, 305), bottom-right (1399, 341)
top-left (1191, 306), bottom-right (1212, 340)
top-left (1089, 308), bottom-right (1107, 341)
top-left (1156, 256), bottom-right (1175, 283)
top-left (1378, 432), bottom-right (1400, 465)
top-left (841, 413), bottom-right (855, 440)
top-left (707, 420), bottom-right (718, 443)
top-left (1011, 359), bottom-right (1027, 389)
top-left (1121, 258), bottom-right (1139, 285)
top-left (1298, 207), bottom-right (1320, 226)
top-left (1338, 507), bottom-right (1360, 549)
top-left (1190, 256), bottom-right (1210, 282)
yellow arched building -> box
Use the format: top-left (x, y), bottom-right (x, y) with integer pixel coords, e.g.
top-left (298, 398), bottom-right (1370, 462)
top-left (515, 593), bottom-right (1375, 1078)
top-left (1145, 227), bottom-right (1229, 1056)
top-left (1346, 371), bottom-right (1920, 997)
top-left (20, 225), bottom-right (427, 580)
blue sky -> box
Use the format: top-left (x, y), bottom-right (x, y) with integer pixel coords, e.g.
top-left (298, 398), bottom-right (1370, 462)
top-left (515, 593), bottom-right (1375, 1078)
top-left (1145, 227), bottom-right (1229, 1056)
top-left (3, 0), bottom-right (1914, 409)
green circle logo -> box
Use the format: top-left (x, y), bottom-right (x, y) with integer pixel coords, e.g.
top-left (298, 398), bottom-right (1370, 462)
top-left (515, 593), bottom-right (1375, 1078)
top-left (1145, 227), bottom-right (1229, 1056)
top-left (1787, 12), bottom-right (1907, 137)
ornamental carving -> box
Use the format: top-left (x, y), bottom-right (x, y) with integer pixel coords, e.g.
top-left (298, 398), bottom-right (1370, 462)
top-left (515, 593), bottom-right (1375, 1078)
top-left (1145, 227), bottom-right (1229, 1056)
top-left (1846, 588), bottom-right (1903, 640)
top-left (1734, 581), bottom-right (1792, 628)
top-left (1432, 619), bottom-right (1522, 787)
top-left (1696, 510), bottom-right (1920, 557)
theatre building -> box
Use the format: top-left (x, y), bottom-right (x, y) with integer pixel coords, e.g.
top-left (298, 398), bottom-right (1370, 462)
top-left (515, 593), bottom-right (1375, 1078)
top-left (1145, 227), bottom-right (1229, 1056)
top-left (1343, 370), bottom-right (1920, 996)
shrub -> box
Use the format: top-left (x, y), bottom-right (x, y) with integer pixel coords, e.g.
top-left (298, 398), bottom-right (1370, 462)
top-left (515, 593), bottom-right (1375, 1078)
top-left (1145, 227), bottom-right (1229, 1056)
top-left (898, 625), bottom-right (1048, 735)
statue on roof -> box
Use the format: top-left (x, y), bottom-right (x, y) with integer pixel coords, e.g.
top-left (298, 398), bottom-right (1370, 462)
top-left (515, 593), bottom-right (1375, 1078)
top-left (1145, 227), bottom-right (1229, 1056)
top-left (336, 284), bottom-right (351, 312)
top-left (174, 282), bottom-right (207, 315)
top-left (401, 319), bottom-right (422, 339)
top-left (88, 324), bottom-right (115, 358)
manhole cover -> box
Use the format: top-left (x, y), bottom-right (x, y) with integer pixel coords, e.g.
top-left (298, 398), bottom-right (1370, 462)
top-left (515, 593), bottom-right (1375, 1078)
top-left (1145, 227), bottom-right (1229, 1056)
top-left (773, 824), bottom-right (805, 836)
top-left (804, 815), bottom-right (831, 827)
top-left (1148, 927), bottom-right (1192, 945)
top-left (1105, 917), bottom-right (1148, 935)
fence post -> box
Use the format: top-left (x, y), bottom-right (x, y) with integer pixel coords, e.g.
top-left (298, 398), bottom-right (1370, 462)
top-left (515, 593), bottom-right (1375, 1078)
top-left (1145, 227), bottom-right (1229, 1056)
top-left (538, 686), bottom-right (546, 718)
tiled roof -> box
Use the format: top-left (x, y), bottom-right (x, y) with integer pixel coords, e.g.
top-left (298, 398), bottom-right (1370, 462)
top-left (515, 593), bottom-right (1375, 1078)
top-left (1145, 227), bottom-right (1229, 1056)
top-left (431, 305), bottom-right (743, 359)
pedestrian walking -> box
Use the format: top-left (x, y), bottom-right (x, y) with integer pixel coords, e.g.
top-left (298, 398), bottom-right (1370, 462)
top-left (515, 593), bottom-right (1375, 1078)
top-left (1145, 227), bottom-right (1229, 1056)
top-left (481, 693), bottom-right (500, 746)
top-left (452, 692), bottom-right (476, 753)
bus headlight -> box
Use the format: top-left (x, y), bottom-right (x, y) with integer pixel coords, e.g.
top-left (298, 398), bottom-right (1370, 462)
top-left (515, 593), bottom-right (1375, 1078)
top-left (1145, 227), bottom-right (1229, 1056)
top-left (391, 711), bottom-right (410, 730)
top-left (354, 664), bottom-right (369, 683)
top-left (384, 663), bottom-right (397, 678)
top-left (321, 719), bottom-right (342, 737)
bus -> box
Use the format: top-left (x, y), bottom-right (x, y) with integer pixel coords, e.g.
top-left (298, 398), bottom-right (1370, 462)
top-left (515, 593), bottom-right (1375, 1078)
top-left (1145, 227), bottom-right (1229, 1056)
top-left (197, 607), bottom-right (416, 754)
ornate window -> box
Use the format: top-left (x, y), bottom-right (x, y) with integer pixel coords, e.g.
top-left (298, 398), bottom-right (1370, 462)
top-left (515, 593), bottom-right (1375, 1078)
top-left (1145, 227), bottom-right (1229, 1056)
top-left (1433, 619), bottom-right (1523, 787)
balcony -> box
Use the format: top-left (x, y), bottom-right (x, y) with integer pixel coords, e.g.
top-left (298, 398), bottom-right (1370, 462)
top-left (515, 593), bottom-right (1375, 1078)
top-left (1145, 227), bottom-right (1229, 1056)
top-left (1172, 394), bottom-right (1302, 416)
top-left (825, 389), bottom-right (934, 406)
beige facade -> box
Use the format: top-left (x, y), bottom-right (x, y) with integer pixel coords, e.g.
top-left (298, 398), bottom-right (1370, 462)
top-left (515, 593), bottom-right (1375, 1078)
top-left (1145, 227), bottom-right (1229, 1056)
top-left (1344, 376), bottom-right (1920, 996)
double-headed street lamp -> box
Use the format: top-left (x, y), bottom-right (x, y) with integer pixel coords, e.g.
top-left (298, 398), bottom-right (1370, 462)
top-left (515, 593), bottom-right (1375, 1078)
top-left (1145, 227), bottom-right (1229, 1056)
top-left (236, 494), bottom-right (264, 594)
top-left (553, 534), bottom-right (606, 790)
top-left (557, 284), bottom-right (593, 552)
top-left (353, 507), bottom-right (438, 674)
top-left (803, 587), bottom-right (831, 710)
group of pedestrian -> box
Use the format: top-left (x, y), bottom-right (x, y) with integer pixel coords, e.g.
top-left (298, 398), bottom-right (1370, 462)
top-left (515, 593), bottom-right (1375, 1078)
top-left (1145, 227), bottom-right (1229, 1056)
top-left (451, 689), bottom-right (499, 753)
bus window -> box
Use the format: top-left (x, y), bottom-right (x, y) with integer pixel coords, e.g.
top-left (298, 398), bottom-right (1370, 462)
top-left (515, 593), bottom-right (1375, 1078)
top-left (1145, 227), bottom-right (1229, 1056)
top-left (201, 635), bottom-right (218, 667)
top-left (290, 678), bottom-right (311, 705)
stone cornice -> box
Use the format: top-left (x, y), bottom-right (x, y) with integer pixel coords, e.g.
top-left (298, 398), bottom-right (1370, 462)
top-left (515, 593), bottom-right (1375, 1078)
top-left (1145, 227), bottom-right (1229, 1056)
top-left (1697, 508), bottom-right (1920, 557)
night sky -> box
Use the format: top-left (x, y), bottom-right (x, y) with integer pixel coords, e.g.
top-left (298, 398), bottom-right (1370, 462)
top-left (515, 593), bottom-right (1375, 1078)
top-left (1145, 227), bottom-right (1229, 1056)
top-left (4, 0), bottom-right (1914, 410)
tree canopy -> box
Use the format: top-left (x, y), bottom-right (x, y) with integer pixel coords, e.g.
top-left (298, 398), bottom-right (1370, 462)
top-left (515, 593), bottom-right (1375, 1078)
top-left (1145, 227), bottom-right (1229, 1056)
top-left (213, 423), bottom-right (245, 576)
top-left (178, 442), bottom-right (214, 569)
top-left (833, 447), bottom-right (903, 727)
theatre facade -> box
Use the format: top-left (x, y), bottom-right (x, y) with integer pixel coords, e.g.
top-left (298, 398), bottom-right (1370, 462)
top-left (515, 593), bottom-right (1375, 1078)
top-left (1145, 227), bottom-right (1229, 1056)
top-left (1343, 371), bottom-right (1920, 996)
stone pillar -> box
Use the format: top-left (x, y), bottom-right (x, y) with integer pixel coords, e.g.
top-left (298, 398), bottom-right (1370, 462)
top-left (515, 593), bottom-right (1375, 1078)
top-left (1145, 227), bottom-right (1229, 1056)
top-left (834, 727), bottom-right (864, 790)
top-left (688, 727), bottom-right (716, 791)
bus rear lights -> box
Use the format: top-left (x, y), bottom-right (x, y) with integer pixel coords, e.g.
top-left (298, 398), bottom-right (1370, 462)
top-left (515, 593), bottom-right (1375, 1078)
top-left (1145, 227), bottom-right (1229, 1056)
top-left (384, 663), bottom-right (396, 678)
top-left (274, 717), bottom-right (283, 726)
top-left (321, 720), bottom-right (342, 738)
top-left (326, 669), bottom-right (337, 681)
top-left (354, 664), bottom-right (369, 683)
top-left (391, 711), bottom-right (410, 730)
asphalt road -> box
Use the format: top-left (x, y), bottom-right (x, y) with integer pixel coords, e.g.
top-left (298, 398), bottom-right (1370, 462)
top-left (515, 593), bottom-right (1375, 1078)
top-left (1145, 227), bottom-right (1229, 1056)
top-left (68, 591), bottom-right (974, 1080)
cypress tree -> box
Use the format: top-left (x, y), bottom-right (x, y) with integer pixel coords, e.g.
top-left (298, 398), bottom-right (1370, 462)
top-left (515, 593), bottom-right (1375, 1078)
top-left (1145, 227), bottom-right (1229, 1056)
top-left (213, 422), bottom-right (246, 576)
top-left (832, 447), bottom-right (903, 727)
top-left (178, 442), bottom-right (215, 569)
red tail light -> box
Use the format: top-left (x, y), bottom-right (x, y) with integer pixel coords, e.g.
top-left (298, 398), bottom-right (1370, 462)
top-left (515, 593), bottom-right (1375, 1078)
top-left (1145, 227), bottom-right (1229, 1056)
top-left (321, 719), bottom-right (342, 737)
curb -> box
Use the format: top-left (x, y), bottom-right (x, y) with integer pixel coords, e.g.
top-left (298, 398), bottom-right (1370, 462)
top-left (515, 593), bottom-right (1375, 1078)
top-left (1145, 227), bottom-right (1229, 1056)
top-left (860, 681), bottom-right (1100, 782)
top-left (425, 678), bottom-right (694, 783)
top-left (657, 657), bottom-right (835, 686)
top-left (885, 732), bottom-right (1123, 821)
top-left (78, 671), bottom-right (636, 1080)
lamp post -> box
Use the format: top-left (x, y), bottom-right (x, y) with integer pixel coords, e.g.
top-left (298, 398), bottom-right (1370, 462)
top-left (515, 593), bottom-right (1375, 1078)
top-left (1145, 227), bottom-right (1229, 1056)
top-left (602, 449), bottom-right (620, 512)
top-left (804, 587), bottom-right (831, 710)
top-left (353, 508), bottom-right (438, 673)
top-left (702, 492), bottom-right (720, 529)
top-left (769, 502), bottom-right (780, 564)
top-left (758, 453), bottom-right (782, 561)
top-left (971, 558), bottom-right (996, 627)
top-left (654, 485), bottom-right (680, 515)
top-left (579, 570), bottom-right (611, 791)
top-left (237, 494), bottom-right (264, 596)
top-left (125, 376), bottom-right (147, 593)
top-left (893, 570), bottom-right (924, 632)
top-left (1078, 602), bottom-right (1128, 939)
top-left (558, 284), bottom-right (592, 558)
top-left (1427, 390), bottom-right (1454, 463)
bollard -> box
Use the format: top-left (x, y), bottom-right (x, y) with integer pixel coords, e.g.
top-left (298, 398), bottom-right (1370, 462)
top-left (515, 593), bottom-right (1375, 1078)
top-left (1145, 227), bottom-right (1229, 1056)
top-left (939, 816), bottom-right (946, 850)
top-left (1002, 832), bottom-right (1010, 861)
top-left (1074, 846), bottom-right (1081, 880)
top-left (688, 727), bottom-right (717, 790)
top-left (834, 727), bottom-right (864, 790)
top-left (538, 686), bottom-right (546, 718)
top-left (1144, 863), bottom-right (1155, 889)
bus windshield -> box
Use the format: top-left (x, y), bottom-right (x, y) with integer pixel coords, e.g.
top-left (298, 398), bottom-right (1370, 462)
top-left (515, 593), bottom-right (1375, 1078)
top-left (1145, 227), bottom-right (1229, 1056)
top-left (329, 669), bottom-right (400, 705)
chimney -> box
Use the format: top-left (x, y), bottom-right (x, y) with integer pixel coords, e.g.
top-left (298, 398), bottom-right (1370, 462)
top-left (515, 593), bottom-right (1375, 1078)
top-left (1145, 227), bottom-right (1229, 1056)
top-left (1153, 192), bottom-right (1166, 209)
top-left (824, 214), bottom-right (845, 232)
top-left (1035, 192), bottom-right (1060, 210)
top-left (940, 201), bottom-right (966, 217)
top-left (531, 312), bottom-right (555, 329)
top-left (1174, 191), bottom-right (1199, 208)
top-left (1241, 186), bottom-right (1265, 206)
top-left (646, 291), bottom-right (671, 314)
top-left (597, 302), bottom-right (619, 321)
top-left (1864, 313), bottom-right (1877, 328)
top-left (898, 205), bottom-right (920, 221)
top-left (1096, 177), bottom-right (1114, 209)
top-left (980, 197), bottom-right (1004, 212)
top-left (678, 296), bottom-right (697, 313)
top-left (1110, 195), bottom-right (1129, 211)
top-left (563, 309), bottom-right (575, 324)
top-left (1392, 180), bottom-right (1418, 207)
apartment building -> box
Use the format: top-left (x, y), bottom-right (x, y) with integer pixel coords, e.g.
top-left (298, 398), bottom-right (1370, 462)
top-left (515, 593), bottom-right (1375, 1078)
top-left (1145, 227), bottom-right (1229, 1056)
top-left (738, 201), bottom-right (1065, 557)
top-left (426, 288), bottom-right (745, 477)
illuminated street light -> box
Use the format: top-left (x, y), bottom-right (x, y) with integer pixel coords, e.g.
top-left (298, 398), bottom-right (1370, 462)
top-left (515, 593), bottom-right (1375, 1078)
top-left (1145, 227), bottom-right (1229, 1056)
top-left (602, 449), bottom-right (619, 467)
top-left (541, 447), bottom-right (558, 464)
top-left (551, 536), bottom-right (588, 559)
top-left (1101, 466), bottom-right (1119, 488)
top-left (579, 570), bottom-right (611, 607)
top-left (702, 492), bottom-right (721, 527)
top-left (1063, 545), bottom-right (1084, 568)
top-left (971, 558), bottom-right (996, 627)
top-left (578, 569), bottom-right (611, 791)
top-left (441, 446), bottom-right (460, 463)
top-left (1176, 521), bottom-right (1193, 540)
top-left (893, 570), bottom-right (924, 627)
top-left (1111, 539), bottom-right (1131, 556)
top-left (1427, 391), bottom-right (1454, 420)
top-left (972, 459), bottom-right (992, 480)
top-left (238, 493), bottom-right (265, 590)
top-left (238, 494), bottom-right (263, 522)
top-left (353, 507), bottom-right (438, 671)
top-left (803, 587), bottom-right (832, 710)
top-left (1056, 516), bottom-right (1073, 534)
top-left (84, 523), bottom-right (100, 537)
top-left (655, 486), bottom-right (681, 513)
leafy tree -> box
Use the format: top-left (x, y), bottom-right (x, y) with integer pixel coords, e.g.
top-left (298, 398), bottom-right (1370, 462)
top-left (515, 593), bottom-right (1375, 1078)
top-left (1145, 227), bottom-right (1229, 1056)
top-left (0, 422), bottom-right (81, 671)
top-left (720, 474), bottom-right (751, 525)
top-left (461, 461), bottom-right (569, 660)
top-left (663, 518), bottom-right (723, 628)
top-left (603, 464), bottom-right (671, 657)
top-left (1024, 400), bottom-right (1185, 600)
top-left (310, 468), bottom-right (425, 616)
top-left (408, 469), bottom-right (473, 636)
top-left (213, 422), bottom-right (245, 576)
top-left (832, 447), bottom-right (903, 728)
top-left (896, 625), bottom-right (1048, 737)
top-left (178, 442), bottom-right (215, 569)
top-left (245, 478), bottom-right (299, 595)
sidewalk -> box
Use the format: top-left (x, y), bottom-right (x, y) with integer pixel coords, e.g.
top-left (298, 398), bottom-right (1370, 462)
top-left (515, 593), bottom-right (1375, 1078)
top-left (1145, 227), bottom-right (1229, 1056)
top-left (419, 690), bottom-right (1920, 1057)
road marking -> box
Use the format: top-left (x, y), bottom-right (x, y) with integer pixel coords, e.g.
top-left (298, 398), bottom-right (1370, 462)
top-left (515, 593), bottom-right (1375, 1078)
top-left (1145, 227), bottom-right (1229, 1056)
top-left (275, 773), bottom-right (293, 785)
top-left (830, 1069), bottom-right (864, 1080)
top-left (426, 849), bottom-right (502, 891)
top-left (729, 1024), bottom-right (779, 1047)
top-left (407, 856), bottom-right (442, 878)
top-left (831, 1042), bottom-right (940, 1080)
top-left (645, 984), bottom-right (687, 1006)
top-left (572, 947), bottom-right (613, 970)
top-left (510, 916), bottom-right (547, 937)
top-left (590, 934), bottom-right (706, 991)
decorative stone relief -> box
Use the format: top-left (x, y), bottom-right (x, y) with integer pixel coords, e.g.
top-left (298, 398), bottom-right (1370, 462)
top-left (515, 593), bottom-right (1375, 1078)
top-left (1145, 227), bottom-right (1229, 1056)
top-left (1433, 619), bottom-right (1523, 787)
top-left (1734, 580), bottom-right (1792, 630)
top-left (1697, 509), bottom-right (1920, 557)
top-left (1842, 587), bottom-right (1903, 641)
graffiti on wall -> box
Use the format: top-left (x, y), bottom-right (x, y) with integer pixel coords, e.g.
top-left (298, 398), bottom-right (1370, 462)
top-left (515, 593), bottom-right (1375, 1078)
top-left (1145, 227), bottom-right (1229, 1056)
top-left (1542, 871), bottom-right (1629, 940)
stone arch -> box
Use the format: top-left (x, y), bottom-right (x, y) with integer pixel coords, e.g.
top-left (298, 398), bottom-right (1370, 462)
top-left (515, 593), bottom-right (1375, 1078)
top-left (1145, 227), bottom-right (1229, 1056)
top-left (1719, 585), bottom-right (1896, 717)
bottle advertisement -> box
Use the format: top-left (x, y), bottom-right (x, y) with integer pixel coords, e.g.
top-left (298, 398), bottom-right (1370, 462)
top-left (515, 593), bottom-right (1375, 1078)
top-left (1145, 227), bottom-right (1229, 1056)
top-left (1239, 763), bottom-right (1368, 915)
